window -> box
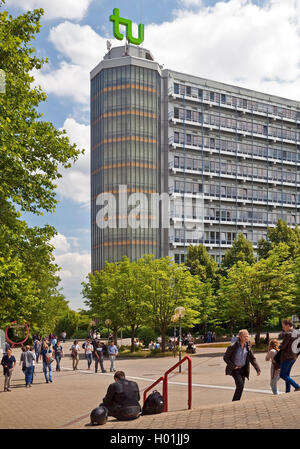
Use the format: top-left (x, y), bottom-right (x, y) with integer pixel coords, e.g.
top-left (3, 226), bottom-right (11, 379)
top-left (186, 110), bottom-right (191, 121)
top-left (186, 134), bottom-right (192, 145)
top-left (210, 91), bottom-right (215, 102)
top-left (221, 94), bottom-right (226, 104)
top-left (174, 83), bottom-right (179, 94)
top-left (174, 156), bottom-right (179, 168)
top-left (174, 108), bottom-right (179, 119)
top-left (174, 132), bottom-right (179, 143)
top-left (198, 89), bottom-right (203, 99)
top-left (186, 86), bottom-right (191, 96)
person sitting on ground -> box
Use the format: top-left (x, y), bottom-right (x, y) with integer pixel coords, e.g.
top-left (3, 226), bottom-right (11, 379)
top-left (100, 371), bottom-right (141, 421)
top-left (186, 340), bottom-right (196, 354)
top-left (148, 340), bottom-right (155, 351)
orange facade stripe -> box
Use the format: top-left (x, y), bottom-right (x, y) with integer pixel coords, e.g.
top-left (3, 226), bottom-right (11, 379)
top-left (93, 240), bottom-right (157, 249)
top-left (91, 161), bottom-right (157, 175)
top-left (92, 110), bottom-right (157, 126)
top-left (91, 84), bottom-right (157, 102)
top-left (91, 136), bottom-right (157, 151)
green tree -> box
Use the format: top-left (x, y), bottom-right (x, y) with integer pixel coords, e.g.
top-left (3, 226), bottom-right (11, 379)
top-left (258, 220), bottom-right (300, 260)
top-left (148, 257), bottom-right (201, 352)
top-left (218, 244), bottom-right (296, 344)
top-left (221, 233), bottom-right (256, 272)
top-left (0, 2), bottom-right (81, 330)
top-left (185, 244), bottom-right (219, 287)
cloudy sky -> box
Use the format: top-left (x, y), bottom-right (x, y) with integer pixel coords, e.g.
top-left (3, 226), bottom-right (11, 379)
top-left (5, 0), bottom-right (300, 310)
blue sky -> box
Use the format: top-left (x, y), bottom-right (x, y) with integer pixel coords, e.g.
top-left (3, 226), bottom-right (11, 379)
top-left (4, 0), bottom-right (300, 309)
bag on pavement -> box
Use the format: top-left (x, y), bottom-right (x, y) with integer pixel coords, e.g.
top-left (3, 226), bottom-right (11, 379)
top-left (141, 390), bottom-right (164, 415)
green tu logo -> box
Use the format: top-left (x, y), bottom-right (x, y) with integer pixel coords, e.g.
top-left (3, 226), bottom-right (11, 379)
top-left (110, 8), bottom-right (144, 46)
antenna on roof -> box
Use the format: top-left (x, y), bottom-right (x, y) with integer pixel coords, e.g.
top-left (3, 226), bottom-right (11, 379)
top-left (106, 40), bottom-right (112, 51)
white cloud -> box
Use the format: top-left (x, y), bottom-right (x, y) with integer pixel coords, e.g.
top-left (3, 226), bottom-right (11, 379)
top-left (57, 118), bottom-right (90, 205)
top-left (50, 232), bottom-right (71, 254)
top-left (8, 0), bottom-right (94, 20)
top-left (36, 0), bottom-right (300, 105)
top-left (55, 250), bottom-right (91, 311)
top-left (144, 0), bottom-right (300, 100)
top-left (50, 232), bottom-right (90, 310)
top-left (34, 22), bottom-right (107, 105)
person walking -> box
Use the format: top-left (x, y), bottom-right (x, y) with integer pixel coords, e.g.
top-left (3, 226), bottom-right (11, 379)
top-left (95, 341), bottom-right (107, 373)
top-left (20, 345), bottom-right (35, 388)
top-left (30, 346), bottom-right (36, 384)
top-left (61, 331), bottom-right (66, 343)
top-left (1, 349), bottom-right (16, 392)
top-left (33, 338), bottom-right (41, 364)
top-left (108, 341), bottom-right (118, 372)
top-left (279, 319), bottom-right (300, 393)
top-left (85, 339), bottom-right (94, 370)
top-left (40, 343), bottom-right (53, 383)
top-left (70, 340), bottom-right (80, 371)
top-left (223, 329), bottom-right (261, 401)
top-left (54, 340), bottom-right (64, 372)
top-left (3, 340), bottom-right (11, 356)
top-left (265, 339), bottom-right (281, 395)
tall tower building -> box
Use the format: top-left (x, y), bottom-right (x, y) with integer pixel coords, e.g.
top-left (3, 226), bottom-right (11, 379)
top-left (91, 44), bottom-right (300, 271)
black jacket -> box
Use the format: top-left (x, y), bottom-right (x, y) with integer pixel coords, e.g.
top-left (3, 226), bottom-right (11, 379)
top-left (102, 378), bottom-right (141, 409)
top-left (223, 340), bottom-right (260, 379)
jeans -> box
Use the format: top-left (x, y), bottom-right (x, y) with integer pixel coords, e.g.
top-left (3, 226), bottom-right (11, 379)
top-left (95, 357), bottom-right (105, 372)
top-left (43, 361), bottom-right (52, 382)
top-left (280, 359), bottom-right (299, 393)
top-left (109, 355), bottom-right (116, 371)
top-left (35, 352), bottom-right (39, 363)
top-left (86, 353), bottom-right (93, 369)
top-left (55, 355), bottom-right (61, 371)
top-left (231, 367), bottom-right (246, 401)
top-left (270, 373), bottom-right (280, 394)
top-left (25, 365), bottom-right (33, 386)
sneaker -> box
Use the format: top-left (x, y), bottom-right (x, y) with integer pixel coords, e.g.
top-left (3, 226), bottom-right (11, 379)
top-left (49, 380), bottom-right (52, 383)
top-left (46, 381), bottom-right (49, 384)
top-left (113, 369), bottom-right (116, 372)
top-left (294, 388), bottom-right (300, 391)
top-left (102, 370), bottom-right (107, 373)
top-left (7, 389), bottom-right (11, 392)
top-left (29, 384), bottom-right (32, 388)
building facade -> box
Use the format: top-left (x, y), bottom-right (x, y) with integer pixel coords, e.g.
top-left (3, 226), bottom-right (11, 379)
top-left (91, 44), bottom-right (300, 271)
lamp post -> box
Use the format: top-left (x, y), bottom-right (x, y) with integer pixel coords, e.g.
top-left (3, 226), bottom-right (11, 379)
top-left (175, 306), bottom-right (186, 372)
top-left (171, 314), bottom-right (178, 358)
top-left (105, 319), bottom-right (112, 344)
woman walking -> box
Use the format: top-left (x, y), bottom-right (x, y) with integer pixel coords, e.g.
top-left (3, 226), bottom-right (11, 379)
top-left (54, 340), bottom-right (64, 372)
top-left (70, 340), bottom-right (80, 370)
top-left (85, 339), bottom-right (93, 370)
top-left (279, 319), bottom-right (300, 393)
top-left (265, 339), bottom-right (281, 395)
top-left (1, 349), bottom-right (16, 392)
top-left (40, 342), bottom-right (53, 383)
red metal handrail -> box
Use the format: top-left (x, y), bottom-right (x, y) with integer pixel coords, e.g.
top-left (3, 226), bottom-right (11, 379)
top-left (163, 356), bottom-right (192, 412)
top-left (143, 376), bottom-right (164, 404)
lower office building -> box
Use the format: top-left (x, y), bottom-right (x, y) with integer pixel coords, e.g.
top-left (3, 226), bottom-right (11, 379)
top-left (91, 44), bottom-right (300, 271)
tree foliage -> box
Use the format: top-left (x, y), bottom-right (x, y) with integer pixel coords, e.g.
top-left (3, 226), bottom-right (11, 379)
top-left (0, 3), bottom-right (81, 332)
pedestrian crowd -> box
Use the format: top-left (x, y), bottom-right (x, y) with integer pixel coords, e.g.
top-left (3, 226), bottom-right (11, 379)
top-left (1, 320), bottom-right (300, 408)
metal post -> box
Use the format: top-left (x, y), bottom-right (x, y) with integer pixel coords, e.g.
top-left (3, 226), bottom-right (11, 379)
top-left (179, 316), bottom-right (182, 373)
top-left (173, 325), bottom-right (176, 357)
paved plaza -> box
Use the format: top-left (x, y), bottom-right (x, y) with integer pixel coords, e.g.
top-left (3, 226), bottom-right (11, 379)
top-left (1, 342), bottom-right (300, 429)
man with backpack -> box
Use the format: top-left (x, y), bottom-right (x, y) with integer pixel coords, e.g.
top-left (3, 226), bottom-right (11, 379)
top-left (100, 371), bottom-right (141, 420)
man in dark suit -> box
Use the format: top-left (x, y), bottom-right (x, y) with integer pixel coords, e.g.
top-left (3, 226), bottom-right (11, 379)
top-left (224, 329), bottom-right (261, 401)
top-left (100, 371), bottom-right (141, 420)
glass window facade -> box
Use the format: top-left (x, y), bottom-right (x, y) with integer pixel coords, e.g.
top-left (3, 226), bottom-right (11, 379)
top-left (91, 65), bottom-right (161, 271)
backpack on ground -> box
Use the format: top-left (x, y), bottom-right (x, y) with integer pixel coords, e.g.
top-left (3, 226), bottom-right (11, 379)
top-left (141, 390), bottom-right (164, 415)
